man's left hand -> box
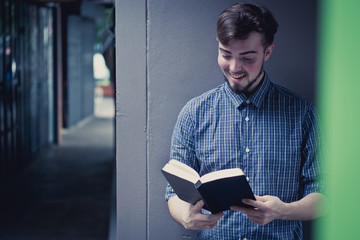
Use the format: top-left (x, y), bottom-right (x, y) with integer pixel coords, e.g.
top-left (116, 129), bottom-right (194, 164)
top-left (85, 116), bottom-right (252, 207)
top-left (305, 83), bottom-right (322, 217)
top-left (230, 195), bottom-right (288, 226)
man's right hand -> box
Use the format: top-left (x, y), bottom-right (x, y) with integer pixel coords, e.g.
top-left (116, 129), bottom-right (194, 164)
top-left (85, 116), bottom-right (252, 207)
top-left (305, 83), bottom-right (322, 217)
top-left (167, 196), bottom-right (224, 230)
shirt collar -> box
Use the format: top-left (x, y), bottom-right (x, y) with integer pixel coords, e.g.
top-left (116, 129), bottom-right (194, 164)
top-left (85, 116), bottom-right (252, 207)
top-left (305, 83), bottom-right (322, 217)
top-left (223, 72), bottom-right (271, 109)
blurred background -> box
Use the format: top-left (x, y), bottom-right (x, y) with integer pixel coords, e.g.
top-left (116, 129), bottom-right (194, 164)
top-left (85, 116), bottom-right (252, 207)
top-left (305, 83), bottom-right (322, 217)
top-left (0, 0), bottom-right (116, 239)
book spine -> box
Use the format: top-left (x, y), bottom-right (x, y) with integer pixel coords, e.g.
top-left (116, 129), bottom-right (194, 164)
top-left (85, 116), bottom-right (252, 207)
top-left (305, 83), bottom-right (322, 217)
top-left (195, 180), bottom-right (202, 188)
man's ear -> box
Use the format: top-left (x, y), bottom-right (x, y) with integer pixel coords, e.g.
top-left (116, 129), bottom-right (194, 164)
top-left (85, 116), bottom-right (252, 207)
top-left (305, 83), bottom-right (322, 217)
top-left (264, 44), bottom-right (274, 61)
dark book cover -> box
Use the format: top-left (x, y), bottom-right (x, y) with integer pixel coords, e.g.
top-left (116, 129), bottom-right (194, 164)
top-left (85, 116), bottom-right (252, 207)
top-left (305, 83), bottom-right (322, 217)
top-left (162, 170), bottom-right (203, 204)
top-left (163, 164), bottom-right (255, 214)
top-left (197, 175), bottom-right (255, 213)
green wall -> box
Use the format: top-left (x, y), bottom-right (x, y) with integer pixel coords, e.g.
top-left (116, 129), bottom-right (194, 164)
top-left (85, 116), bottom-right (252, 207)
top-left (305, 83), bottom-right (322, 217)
top-left (316, 0), bottom-right (360, 239)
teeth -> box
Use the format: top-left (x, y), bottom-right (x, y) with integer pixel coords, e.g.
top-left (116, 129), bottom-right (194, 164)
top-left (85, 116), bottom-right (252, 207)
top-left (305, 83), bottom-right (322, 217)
top-left (231, 73), bottom-right (245, 79)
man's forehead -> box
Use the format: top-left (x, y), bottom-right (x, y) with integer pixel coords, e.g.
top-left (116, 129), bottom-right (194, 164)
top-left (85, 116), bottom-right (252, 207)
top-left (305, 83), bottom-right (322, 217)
top-left (218, 33), bottom-right (266, 52)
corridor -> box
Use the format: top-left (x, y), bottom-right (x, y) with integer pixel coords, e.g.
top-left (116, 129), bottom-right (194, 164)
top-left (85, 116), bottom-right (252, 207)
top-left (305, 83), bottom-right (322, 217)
top-left (0, 103), bottom-right (115, 240)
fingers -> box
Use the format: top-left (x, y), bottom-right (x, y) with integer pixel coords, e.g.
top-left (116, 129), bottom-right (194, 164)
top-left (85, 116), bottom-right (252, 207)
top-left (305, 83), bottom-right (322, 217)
top-left (231, 195), bottom-right (285, 226)
top-left (183, 200), bottom-right (224, 230)
top-left (191, 200), bottom-right (223, 220)
top-left (230, 205), bottom-right (247, 211)
top-left (184, 212), bottom-right (223, 230)
top-left (246, 215), bottom-right (267, 226)
top-left (242, 198), bottom-right (261, 208)
top-left (192, 199), bottom-right (205, 211)
top-left (230, 205), bottom-right (269, 226)
top-left (199, 214), bottom-right (223, 229)
top-left (210, 211), bottom-right (224, 221)
top-left (230, 205), bottom-right (259, 218)
top-left (232, 195), bottom-right (266, 210)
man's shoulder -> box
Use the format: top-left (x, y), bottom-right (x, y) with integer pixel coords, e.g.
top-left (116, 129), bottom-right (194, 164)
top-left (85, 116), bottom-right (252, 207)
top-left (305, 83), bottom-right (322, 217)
top-left (175, 84), bottom-right (225, 127)
top-left (270, 81), bottom-right (314, 107)
top-left (184, 84), bottom-right (225, 110)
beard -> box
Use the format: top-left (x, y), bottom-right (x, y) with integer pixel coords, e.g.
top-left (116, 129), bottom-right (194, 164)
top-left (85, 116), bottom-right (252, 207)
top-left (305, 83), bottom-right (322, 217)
top-left (224, 63), bottom-right (264, 96)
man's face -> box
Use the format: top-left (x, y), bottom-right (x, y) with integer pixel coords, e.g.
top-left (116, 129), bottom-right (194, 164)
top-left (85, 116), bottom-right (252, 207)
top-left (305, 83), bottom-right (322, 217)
top-left (217, 31), bottom-right (274, 95)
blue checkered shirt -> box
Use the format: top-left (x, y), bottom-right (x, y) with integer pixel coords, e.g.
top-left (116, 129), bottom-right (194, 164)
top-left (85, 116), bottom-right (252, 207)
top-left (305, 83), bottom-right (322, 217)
top-left (165, 74), bottom-right (323, 239)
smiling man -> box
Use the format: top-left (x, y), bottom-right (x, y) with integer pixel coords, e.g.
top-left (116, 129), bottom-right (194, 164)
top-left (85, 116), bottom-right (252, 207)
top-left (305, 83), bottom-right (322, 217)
top-left (217, 32), bottom-right (273, 96)
top-left (165, 3), bottom-right (326, 239)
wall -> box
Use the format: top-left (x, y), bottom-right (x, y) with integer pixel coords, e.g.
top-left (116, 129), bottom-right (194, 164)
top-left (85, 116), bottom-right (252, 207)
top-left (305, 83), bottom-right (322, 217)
top-left (115, 0), bottom-right (147, 239)
top-left (0, 2), bottom-right (55, 180)
top-left (65, 15), bottom-right (94, 128)
top-left (115, 0), bottom-right (317, 239)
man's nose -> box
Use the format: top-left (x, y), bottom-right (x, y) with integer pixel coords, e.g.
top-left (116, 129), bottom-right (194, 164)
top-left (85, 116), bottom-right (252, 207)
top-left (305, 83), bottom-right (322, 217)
top-left (230, 59), bottom-right (242, 72)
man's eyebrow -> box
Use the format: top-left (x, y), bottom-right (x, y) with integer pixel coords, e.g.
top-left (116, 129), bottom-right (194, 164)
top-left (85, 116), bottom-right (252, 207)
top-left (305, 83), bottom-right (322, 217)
top-left (239, 50), bottom-right (257, 55)
top-left (219, 47), bottom-right (257, 55)
top-left (219, 47), bottom-right (232, 54)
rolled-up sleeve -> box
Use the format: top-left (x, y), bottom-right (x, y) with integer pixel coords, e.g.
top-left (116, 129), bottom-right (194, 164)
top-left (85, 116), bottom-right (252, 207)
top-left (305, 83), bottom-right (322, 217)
top-left (300, 104), bottom-right (325, 197)
top-left (165, 103), bottom-right (197, 201)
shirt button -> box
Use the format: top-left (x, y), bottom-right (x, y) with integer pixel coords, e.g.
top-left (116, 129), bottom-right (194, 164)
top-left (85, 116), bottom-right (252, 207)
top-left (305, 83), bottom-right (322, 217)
top-left (245, 147), bottom-right (250, 153)
top-left (245, 116), bottom-right (249, 122)
top-left (243, 238), bottom-right (248, 240)
top-left (246, 100), bottom-right (251, 104)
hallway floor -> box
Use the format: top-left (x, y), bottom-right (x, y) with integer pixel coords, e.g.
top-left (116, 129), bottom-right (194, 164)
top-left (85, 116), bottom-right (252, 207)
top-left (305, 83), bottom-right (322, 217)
top-left (0, 113), bottom-right (115, 240)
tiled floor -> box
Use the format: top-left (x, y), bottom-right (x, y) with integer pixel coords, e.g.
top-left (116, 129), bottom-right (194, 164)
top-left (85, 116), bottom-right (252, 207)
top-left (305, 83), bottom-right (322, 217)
top-left (0, 108), bottom-right (115, 240)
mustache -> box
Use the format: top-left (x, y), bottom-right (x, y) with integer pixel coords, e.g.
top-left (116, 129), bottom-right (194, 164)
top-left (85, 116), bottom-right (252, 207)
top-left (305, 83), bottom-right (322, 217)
top-left (229, 71), bottom-right (247, 75)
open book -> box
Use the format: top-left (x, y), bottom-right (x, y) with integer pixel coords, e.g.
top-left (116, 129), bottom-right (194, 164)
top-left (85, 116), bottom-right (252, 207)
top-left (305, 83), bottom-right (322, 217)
top-left (162, 159), bottom-right (255, 213)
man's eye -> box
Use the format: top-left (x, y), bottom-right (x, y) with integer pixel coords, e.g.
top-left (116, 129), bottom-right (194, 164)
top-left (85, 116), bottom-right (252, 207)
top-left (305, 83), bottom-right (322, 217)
top-left (223, 55), bottom-right (231, 60)
top-left (243, 57), bottom-right (253, 62)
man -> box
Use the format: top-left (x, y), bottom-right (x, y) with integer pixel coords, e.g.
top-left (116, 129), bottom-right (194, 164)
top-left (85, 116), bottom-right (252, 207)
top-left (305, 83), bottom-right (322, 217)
top-left (165, 3), bottom-right (326, 239)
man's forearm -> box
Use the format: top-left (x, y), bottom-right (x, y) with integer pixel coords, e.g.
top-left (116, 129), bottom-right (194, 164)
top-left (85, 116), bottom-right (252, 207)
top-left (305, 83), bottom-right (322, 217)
top-left (282, 192), bottom-right (328, 221)
top-left (167, 195), bottom-right (224, 230)
top-left (167, 195), bottom-right (191, 227)
top-left (235, 192), bottom-right (328, 226)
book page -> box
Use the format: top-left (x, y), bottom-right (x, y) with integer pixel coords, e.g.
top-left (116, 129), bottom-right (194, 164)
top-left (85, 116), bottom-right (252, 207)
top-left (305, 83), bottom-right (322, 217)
top-left (162, 160), bottom-right (200, 183)
top-left (168, 159), bottom-right (199, 177)
top-left (200, 168), bottom-right (244, 183)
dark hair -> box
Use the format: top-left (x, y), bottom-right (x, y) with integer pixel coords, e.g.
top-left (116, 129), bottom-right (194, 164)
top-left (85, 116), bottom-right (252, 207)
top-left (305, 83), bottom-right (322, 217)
top-left (217, 3), bottom-right (278, 47)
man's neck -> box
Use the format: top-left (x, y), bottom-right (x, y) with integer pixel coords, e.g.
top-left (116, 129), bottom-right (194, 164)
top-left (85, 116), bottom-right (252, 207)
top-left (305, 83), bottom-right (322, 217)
top-left (243, 71), bottom-right (265, 98)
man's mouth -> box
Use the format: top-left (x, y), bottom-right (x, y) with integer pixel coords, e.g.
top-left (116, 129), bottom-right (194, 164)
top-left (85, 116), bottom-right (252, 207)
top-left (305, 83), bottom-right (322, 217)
top-left (230, 72), bottom-right (246, 79)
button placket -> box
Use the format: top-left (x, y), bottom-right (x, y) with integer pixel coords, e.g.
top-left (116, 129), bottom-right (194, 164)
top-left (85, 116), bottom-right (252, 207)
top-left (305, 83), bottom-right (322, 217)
top-left (244, 106), bottom-right (250, 156)
top-left (245, 106), bottom-right (250, 155)
top-left (239, 101), bottom-right (252, 170)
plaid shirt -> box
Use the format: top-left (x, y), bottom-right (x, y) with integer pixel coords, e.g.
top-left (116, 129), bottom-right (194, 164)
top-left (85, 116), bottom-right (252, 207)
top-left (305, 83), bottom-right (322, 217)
top-left (165, 74), bottom-right (323, 240)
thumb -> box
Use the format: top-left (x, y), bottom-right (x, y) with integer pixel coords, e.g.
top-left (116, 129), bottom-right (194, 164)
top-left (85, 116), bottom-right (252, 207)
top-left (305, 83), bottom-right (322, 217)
top-left (255, 195), bottom-right (270, 202)
top-left (193, 200), bottom-right (205, 211)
